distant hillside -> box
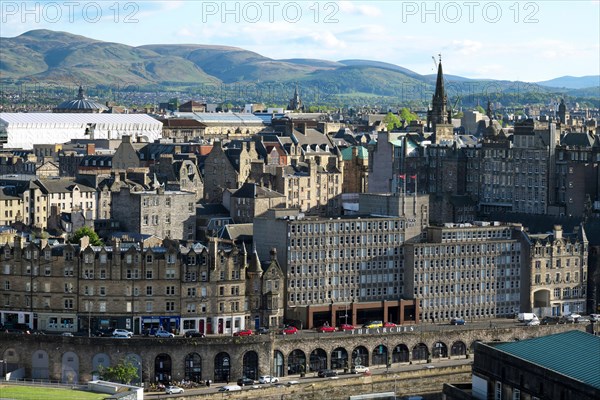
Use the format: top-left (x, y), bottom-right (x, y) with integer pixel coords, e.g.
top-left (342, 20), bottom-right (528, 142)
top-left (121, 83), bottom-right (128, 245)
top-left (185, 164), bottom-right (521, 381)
top-left (536, 75), bottom-right (600, 89)
top-left (1, 29), bottom-right (598, 106)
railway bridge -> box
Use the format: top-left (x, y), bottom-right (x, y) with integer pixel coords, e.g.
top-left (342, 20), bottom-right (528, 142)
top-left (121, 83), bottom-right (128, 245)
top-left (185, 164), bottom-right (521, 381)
top-left (0, 324), bottom-right (588, 385)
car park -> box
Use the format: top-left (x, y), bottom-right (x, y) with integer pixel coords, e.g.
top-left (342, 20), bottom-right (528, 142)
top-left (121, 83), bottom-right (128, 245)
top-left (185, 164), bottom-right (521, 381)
top-left (317, 325), bottom-right (336, 333)
top-left (233, 329), bottom-right (253, 336)
top-left (165, 386), bottom-right (184, 394)
top-left (282, 326), bottom-right (298, 335)
top-left (258, 375), bottom-right (279, 384)
top-left (450, 318), bottom-right (466, 325)
top-left (351, 365), bottom-right (369, 374)
top-left (112, 329), bottom-right (133, 338)
top-left (184, 329), bottom-right (205, 338)
top-left (155, 330), bottom-right (175, 338)
top-left (318, 369), bottom-right (338, 378)
top-left (338, 324), bottom-right (355, 331)
top-left (237, 377), bottom-right (255, 386)
top-left (362, 321), bottom-right (383, 329)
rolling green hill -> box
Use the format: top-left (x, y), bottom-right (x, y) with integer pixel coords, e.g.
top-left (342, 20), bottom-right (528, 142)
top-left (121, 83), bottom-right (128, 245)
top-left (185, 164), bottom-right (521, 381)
top-left (1, 29), bottom-right (598, 106)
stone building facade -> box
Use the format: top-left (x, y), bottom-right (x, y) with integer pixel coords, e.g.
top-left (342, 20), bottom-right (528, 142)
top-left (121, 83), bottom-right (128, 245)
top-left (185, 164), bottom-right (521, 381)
top-left (523, 225), bottom-right (588, 316)
top-left (111, 186), bottom-right (196, 241)
top-left (405, 223), bottom-right (525, 321)
top-left (0, 235), bottom-right (284, 337)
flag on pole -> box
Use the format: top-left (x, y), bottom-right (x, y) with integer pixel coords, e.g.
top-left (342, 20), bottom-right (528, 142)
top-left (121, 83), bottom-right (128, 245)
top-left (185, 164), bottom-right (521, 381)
top-left (398, 174), bottom-right (406, 179)
top-left (410, 175), bottom-right (416, 179)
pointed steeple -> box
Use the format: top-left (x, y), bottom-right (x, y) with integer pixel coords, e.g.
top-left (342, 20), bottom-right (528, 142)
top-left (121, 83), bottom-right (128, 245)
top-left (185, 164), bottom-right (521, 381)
top-left (486, 99), bottom-right (494, 121)
top-left (434, 55), bottom-right (445, 102)
top-left (77, 85), bottom-right (85, 100)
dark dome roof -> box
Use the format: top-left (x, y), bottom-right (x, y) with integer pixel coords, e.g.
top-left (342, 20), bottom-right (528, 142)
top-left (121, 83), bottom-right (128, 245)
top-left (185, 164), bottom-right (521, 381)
top-left (55, 86), bottom-right (107, 112)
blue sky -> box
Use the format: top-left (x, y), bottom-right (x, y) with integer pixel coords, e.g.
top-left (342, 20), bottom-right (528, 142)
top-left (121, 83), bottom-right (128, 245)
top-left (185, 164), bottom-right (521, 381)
top-left (2, 1), bottom-right (599, 82)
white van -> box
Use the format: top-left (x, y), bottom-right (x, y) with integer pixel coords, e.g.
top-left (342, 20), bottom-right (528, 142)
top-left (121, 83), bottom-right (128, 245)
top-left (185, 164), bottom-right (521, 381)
top-left (219, 385), bottom-right (242, 392)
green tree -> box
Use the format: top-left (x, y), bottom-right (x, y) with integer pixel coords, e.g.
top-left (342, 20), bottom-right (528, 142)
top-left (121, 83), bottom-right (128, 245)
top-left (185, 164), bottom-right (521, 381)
top-left (69, 227), bottom-right (103, 246)
top-left (399, 107), bottom-right (418, 124)
top-left (98, 360), bottom-right (139, 384)
top-left (475, 105), bottom-right (485, 114)
top-left (383, 112), bottom-right (401, 131)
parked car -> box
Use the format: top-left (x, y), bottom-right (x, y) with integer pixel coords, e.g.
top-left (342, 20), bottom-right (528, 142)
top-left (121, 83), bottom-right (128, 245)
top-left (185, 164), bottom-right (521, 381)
top-left (450, 318), bottom-right (466, 325)
top-left (351, 365), bottom-right (369, 374)
top-left (94, 328), bottom-right (113, 337)
top-left (219, 385), bottom-right (242, 392)
top-left (362, 321), bottom-right (383, 329)
top-left (256, 327), bottom-right (270, 335)
top-left (237, 377), bottom-right (255, 386)
top-left (282, 326), bottom-right (298, 335)
top-left (112, 329), bottom-right (133, 338)
top-left (338, 324), bottom-right (355, 331)
top-left (383, 322), bottom-right (396, 327)
top-left (590, 314), bottom-right (600, 322)
top-left (318, 369), bottom-right (338, 378)
top-left (258, 375), bottom-right (279, 384)
top-left (564, 313), bottom-right (581, 323)
top-left (61, 332), bottom-right (74, 337)
top-left (540, 316), bottom-right (560, 325)
top-left (155, 330), bottom-right (175, 338)
top-left (527, 318), bottom-right (540, 326)
top-left (233, 329), bottom-right (253, 337)
top-left (165, 386), bottom-right (184, 394)
top-left (317, 325), bottom-right (336, 333)
top-left (184, 330), bottom-right (205, 338)
top-left (577, 316), bottom-right (590, 323)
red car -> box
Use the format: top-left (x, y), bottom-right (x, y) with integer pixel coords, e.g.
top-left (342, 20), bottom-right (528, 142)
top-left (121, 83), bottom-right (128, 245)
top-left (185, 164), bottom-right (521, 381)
top-left (233, 329), bottom-right (253, 336)
top-left (317, 325), bottom-right (336, 333)
top-left (338, 324), bottom-right (355, 331)
top-left (383, 322), bottom-right (396, 327)
top-left (282, 326), bottom-right (298, 335)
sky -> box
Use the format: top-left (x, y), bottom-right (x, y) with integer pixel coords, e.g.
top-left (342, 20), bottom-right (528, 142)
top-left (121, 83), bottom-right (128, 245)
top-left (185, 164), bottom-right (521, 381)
top-left (1, 0), bottom-right (599, 82)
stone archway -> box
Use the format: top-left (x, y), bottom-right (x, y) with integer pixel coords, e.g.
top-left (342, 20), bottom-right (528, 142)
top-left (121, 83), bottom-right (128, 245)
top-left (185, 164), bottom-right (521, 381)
top-left (533, 289), bottom-right (551, 308)
top-left (287, 349), bottom-right (306, 375)
top-left (372, 344), bottom-right (388, 366)
top-left (61, 352), bottom-right (79, 384)
top-left (352, 346), bottom-right (369, 367)
top-left (91, 353), bottom-right (110, 381)
top-left (184, 353), bottom-right (202, 383)
top-left (154, 354), bottom-right (172, 383)
top-left (432, 341), bottom-right (448, 359)
top-left (309, 348), bottom-right (327, 372)
top-left (214, 352), bottom-right (231, 383)
top-left (392, 344), bottom-right (410, 363)
top-left (32, 350), bottom-right (49, 380)
top-left (273, 351), bottom-right (284, 377)
top-left (242, 351), bottom-right (259, 380)
top-left (450, 341), bottom-right (467, 357)
top-left (412, 343), bottom-right (429, 362)
top-left (331, 347), bottom-right (348, 370)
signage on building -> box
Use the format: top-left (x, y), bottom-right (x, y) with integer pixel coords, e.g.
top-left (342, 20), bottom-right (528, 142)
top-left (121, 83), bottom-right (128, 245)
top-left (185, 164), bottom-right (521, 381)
top-left (349, 325), bottom-right (415, 335)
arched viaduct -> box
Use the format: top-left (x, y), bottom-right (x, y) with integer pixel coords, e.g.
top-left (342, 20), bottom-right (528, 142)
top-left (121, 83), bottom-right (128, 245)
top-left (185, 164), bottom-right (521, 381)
top-left (1, 324), bottom-right (587, 385)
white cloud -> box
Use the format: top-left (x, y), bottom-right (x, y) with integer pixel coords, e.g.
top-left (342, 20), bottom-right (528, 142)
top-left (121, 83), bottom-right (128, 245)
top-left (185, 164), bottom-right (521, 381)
top-left (338, 1), bottom-right (382, 17)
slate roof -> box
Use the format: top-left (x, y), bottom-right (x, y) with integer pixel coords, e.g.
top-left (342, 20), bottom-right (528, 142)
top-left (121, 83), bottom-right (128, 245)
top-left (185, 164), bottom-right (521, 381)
top-left (561, 132), bottom-right (595, 147)
top-left (231, 183), bottom-right (285, 199)
top-left (491, 330), bottom-right (600, 390)
top-left (341, 146), bottom-right (368, 161)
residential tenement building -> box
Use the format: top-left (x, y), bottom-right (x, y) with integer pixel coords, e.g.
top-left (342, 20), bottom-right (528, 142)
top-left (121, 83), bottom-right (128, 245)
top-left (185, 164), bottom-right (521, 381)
top-left (522, 225), bottom-right (588, 316)
top-left (0, 236), bottom-right (284, 335)
top-left (111, 185), bottom-right (196, 242)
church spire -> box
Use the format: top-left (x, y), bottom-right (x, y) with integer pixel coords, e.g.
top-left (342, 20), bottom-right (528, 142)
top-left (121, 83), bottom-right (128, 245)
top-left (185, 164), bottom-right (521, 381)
top-left (427, 54), bottom-right (450, 128)
top-left (434, 54), bottom-right (445, 102)
top-left (77, 85), bottom-right (85, 100)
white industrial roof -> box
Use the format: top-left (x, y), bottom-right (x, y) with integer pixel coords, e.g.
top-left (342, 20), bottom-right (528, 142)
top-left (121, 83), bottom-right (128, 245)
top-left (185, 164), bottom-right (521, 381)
top-left (0, 113), bottom-right (163, 127)
top-left (173, 112), bottom-right (264, 124)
